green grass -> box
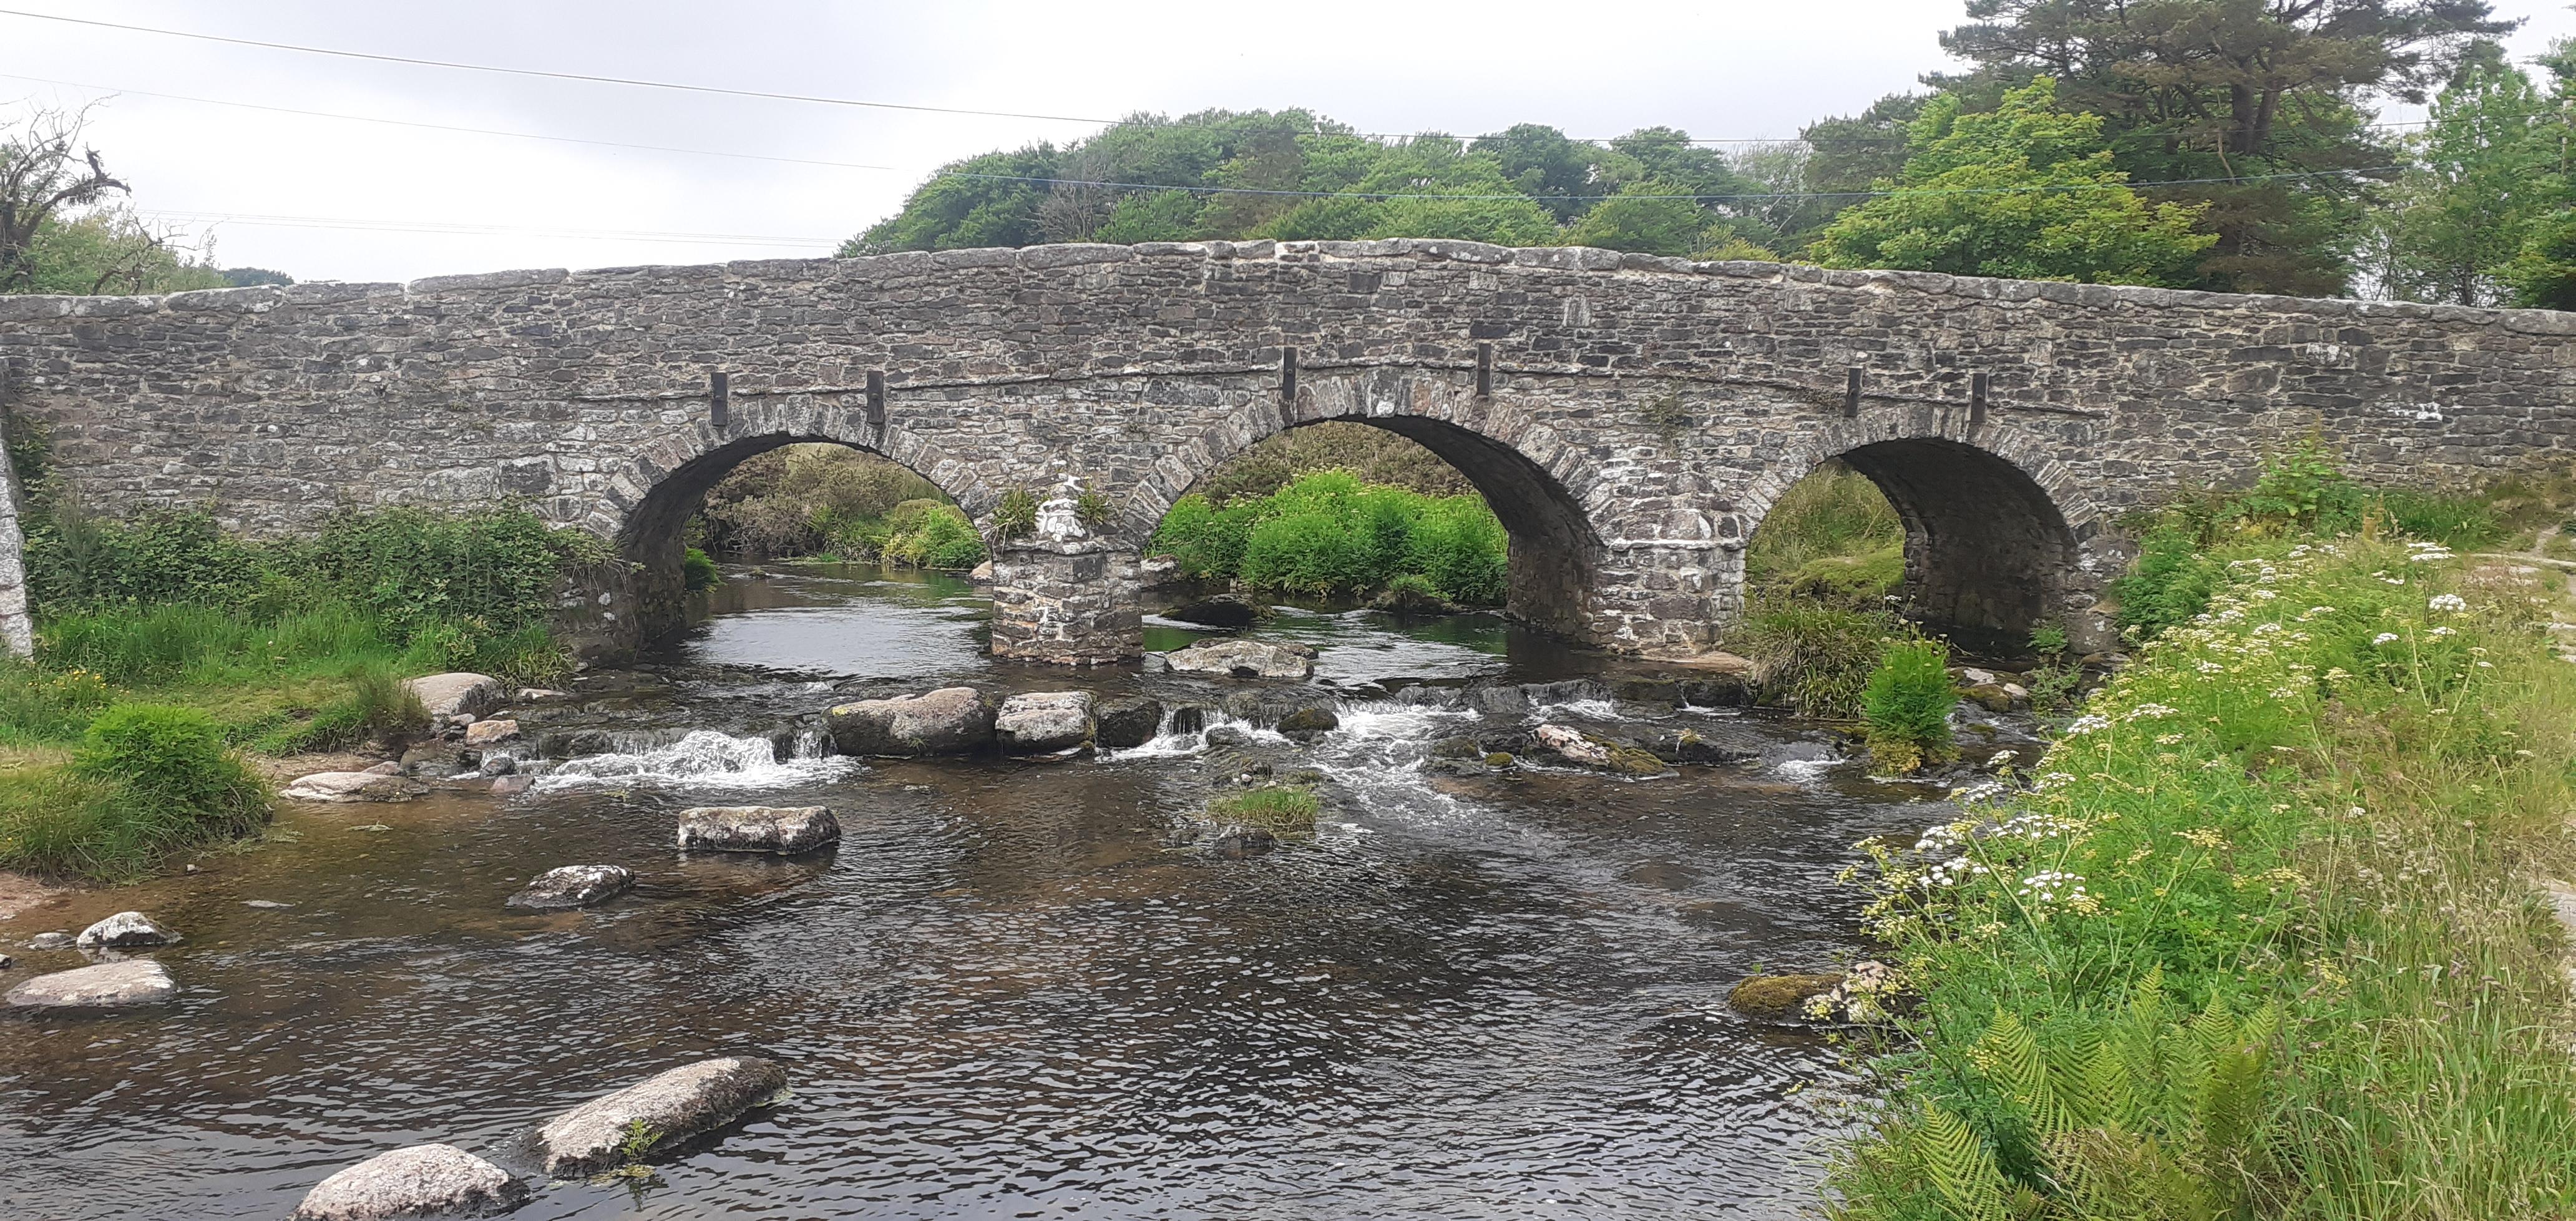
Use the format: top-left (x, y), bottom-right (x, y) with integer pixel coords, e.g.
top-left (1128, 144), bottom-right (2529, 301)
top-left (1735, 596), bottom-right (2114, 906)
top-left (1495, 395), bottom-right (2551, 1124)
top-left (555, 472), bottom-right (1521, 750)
top-left (1747, 464), bottom-right (1904, 597)
top-left (0, 704), bottom-right (271, 880)
top-left (1743, 601), bottom-right (1899, 719)
top-left (1828, 537), bottom-right (2576, 1219)
top-left (1151, 470), bottom-right (1509, 605)
top-left (1861, 636), bottom-right (1958, 773)
top-left (1206, 785), bottom-right (1320, 833)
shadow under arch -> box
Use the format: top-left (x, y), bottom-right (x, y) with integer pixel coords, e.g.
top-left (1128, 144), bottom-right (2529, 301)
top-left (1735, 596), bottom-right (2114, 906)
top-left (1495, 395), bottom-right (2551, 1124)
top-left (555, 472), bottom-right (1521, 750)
top-left (612, 428), bottom-right (989, 643)
top-left (1132, 372), bottom-right (1606, 639)
top-left (1754, 435), bottom-right (2086, 655)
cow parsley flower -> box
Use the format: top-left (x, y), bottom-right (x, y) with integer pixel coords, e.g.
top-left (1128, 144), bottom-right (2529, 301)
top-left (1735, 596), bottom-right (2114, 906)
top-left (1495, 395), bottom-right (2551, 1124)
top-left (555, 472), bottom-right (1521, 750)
top-left (2374, 632), bottom-right (2401, 645)
top-left (2428, 594), bottom-right (2467, 613)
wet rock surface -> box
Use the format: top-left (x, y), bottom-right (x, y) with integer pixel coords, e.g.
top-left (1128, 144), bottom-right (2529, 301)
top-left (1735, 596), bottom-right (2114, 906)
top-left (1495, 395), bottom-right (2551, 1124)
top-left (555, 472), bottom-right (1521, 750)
top-left (676, 806), bottom-right (841, 855)
top-left (1161, 638), bottom-right (1317, 680)
top-left (285, 772), bottom-right (429, 803)
top-left (535, 1056), bottom-right (788, 1175)
top-left (1091, 695), bottom-right (1163, 748)
top-left (76, 911), bottom-right (180, 949)
top-left (1161, 595), bottom-right (1262, 628)
top-left (826, 686), bottom-right (998, 756)
top-left (505, 865), bottom-right (635, 911)
top-left (405, 673), bottom-right (502, 722)
top-left (1726, 973), bottom-right (1845, 1021)
top-left (6, 959), bottom-right (178, 1009)
top-left (291, 1143), bottom-right (526, 1221)
top-left (995, 691), bottom-right (1094, 754)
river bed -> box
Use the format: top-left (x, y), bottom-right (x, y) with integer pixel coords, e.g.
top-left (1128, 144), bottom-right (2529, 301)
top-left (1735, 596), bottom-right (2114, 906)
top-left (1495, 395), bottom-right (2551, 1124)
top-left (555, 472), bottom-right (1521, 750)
top-left (0, 563), bottom-right (1958, 1219)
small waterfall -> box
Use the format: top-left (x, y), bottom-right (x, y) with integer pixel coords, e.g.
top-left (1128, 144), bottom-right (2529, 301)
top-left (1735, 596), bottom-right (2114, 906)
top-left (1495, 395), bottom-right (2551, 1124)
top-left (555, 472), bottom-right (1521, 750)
top-left (532, 728), bottom-right (857, 792)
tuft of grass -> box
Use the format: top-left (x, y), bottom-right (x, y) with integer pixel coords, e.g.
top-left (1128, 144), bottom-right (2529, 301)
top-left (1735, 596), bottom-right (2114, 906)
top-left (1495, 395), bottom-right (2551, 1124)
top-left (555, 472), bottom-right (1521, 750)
top-left (1, 703), bottom-right (270, 880)
top-left (1206, 785), bottom-right (1320, 833)
top-left (1860, 637), bottom-right (1958, 773)
top-left (1828, 538), bottom-right (2576, 1220)
top-left (1746, 464), bottom-right (1903, 596)
top-left (682, 546), bottom-right (721, 591)
top-left (1743, 601), bottom-right (1899, 719)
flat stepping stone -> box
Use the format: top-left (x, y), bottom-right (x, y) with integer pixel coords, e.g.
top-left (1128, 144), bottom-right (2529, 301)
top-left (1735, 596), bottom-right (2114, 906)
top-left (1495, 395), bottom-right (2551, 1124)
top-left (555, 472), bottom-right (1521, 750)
top-left (291, 1142), bottom-right (525, 1220)
top-left (505, 865), bottom-right (634, 911)
top-left (77, 910), bottom-right (180, 948)
top-left (535, 1056), bottom-right (786, 1175)
top-left (6, 959), bottom-right (177, 1009)
top-left (675, 806), bottom-right (839, 855)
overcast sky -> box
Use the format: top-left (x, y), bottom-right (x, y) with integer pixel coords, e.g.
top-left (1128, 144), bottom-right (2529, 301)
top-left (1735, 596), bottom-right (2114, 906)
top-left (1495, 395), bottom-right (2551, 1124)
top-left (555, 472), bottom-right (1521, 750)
top-left (6, 1), bottom-right (2574, 285)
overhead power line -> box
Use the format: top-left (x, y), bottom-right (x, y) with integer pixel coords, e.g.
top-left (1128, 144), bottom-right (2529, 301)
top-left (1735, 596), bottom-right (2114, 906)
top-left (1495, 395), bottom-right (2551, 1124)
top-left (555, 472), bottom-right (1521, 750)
top-left (141, 208), bottom-right (836, 248)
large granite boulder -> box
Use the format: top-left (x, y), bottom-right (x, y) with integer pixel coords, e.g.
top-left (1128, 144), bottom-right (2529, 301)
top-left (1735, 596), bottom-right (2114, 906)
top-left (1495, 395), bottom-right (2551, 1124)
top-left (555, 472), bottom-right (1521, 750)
top-left (505, 865), bottom-right (634, 911)
top-left (404, 673), bottom-right (501, 722)
top-left (995, 691), bottom-right (1094, 754)
top-left (535, 1056), bottom-right (788, 1175)
top-left (76, 911), bottom-right (180, 949)
top-left (826, 687), bottom-right (997, 756)
top-left (1161, 638), bottom-right (1315, 680)
top-left (6, 959), bottom-right (177, 1009)
top-left (291, 1143), bottom-right (526, 1220)
top-left (675, 807), bottom-right (840, 855)
top-left (1091, 695), bottom-right (1164, 748)
top-left (284, 771), bottom-right (426, 803)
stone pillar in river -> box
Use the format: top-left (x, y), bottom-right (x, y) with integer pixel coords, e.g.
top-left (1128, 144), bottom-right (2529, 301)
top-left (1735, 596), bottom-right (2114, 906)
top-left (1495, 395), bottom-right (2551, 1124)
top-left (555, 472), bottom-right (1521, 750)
top-left (987, 480), bottom-right (1143, 666)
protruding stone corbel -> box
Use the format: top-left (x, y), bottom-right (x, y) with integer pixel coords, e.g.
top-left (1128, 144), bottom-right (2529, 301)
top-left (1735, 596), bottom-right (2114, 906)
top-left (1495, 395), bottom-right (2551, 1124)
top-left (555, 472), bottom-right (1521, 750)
top-left (1843, 368), bottom-right (1862, 419)
top-left (1476, 341), bottom-right (1493, 398)
top-left (708, 369), bottom-right (729, 429)
top-left (1280, 346), bottom-right (1298, 406)
top-left (866, 370), bottom-right (886, 426)
top-left (1971, 372), bottom-right (1989, 426)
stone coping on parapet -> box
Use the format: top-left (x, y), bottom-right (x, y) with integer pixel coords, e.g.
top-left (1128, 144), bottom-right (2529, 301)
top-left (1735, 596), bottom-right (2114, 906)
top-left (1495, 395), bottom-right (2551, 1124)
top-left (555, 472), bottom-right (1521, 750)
top-left (3, 239), bottom-right (2574, 335)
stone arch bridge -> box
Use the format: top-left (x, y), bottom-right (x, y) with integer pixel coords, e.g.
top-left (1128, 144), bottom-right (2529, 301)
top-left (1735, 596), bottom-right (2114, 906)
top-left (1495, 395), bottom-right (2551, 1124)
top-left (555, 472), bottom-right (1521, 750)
top-left (2, 238), bottom-right (2571, 664)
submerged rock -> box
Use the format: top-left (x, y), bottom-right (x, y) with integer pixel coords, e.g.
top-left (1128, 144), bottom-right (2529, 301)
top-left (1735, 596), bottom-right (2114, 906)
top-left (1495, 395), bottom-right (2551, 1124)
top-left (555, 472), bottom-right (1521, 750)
top-left (1161, 638), bottom-right (1316, 680)
top-left (76, 911), bottom-right (180, 949)
top-left (285, 771), bottom-right (427, 803)
top-left (5, 959), bottom-right (177, 1009)
top-left (506, 865), bottom-right (635, 911)
top-left (1726, 973), bottom-right (1845, 1021)
top-left (1207, 826), bottom-right (1277, 859)
top-left (1163, 594), bottom-right (1263, 628)
top-left (291, 1143), bottom-right (526, 1221)
top-left (1275, 706), bottom-right (1339, 737)
top-left (676, 806), bottom-right (841, 855)
top-left (1202, 725), bottom-right (1249, 748)
top-left (995, 691), bottom-right (1094, 754)
top-left (405, 672), bottom-right (501, 722)
top-left (535, 1056), bottom-right (788, 1175)
top-left (1532, 724), bottom-right (1669, 776)
top-left (826, 686), bottom-right (998, 756)
top-left (1092, 696), bottom-right (1164, 748)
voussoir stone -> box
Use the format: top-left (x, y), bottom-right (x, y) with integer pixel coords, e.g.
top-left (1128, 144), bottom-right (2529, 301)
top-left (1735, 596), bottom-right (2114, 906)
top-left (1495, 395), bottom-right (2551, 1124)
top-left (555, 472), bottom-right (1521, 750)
top-left (995, 691), bottom-right (1094, 754)
top-left (535, 1056), bottom-right (788, 1175)
top-left (404, 673), bottom-right (502, 721)
top-left (1161, 638), bottom-right (1316, 680)
top-left (291, 1142), bottom-right (526, 1221)
top-left (76, 911), bottom-right (180, 948)
top-left (676, 806), bottom-right (840, 855)
top-left (506, 865), bottom-right (634, 911)
top-left (284, 771), bottom-right (426, 803)
top-left (6, 959), bottom-right (177, 1009)
top-left (825, 686), bottom-right (997, 756)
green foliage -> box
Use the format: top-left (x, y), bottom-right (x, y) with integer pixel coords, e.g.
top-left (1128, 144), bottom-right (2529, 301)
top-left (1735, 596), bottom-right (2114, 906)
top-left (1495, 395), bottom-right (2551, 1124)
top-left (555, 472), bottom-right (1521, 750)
top-left (1862, 637), bottom-right (1958, 773)
top-left (1561, 181), bottom-right (1712, 256)
top-left (1744, 601), bottom-right (1899, 718)
top-left (1834, 534), bottom-right (2576, 1220)
top-left (2028, 623), bottom-right (2070, 656)
top-left (1150, 471), bottom-right (1508, 605)
top-left (992, 488), bottom-right (1038, 542)
top-left (1073, 486), bottom-right (1115, 528)
top-left (2504, 207), bottom-right (2576, 311)
top-left (1190, 421), bottom-right (1474, 505)
top-left (1747, 463), bottom-right (1907, 612)
top-left (2369, 60), bottom-right (2572, 306)
top-left (697, 444), bottom-right (947, 559)
top-left (2376, 489), bottom-right (2501, 550)
top-left (681, 547), bottom-right (720, 591)
top-left (870, 500), bottom-right (986, 569)
top-left (1, 702), bottom-right (273, 878)
top-left (1813, 79), bottom-right (2217, 285)
top-left (258, 662), bottom-right (429, 754)
top-left (2111, 519), bottom-right (2230, 641)
top-left (1206, 784), bottom-right (1320, 833)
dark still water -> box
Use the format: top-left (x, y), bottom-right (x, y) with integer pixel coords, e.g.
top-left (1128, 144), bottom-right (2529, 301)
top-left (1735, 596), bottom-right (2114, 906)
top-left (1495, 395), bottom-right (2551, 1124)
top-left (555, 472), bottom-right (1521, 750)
top-left (0, 562), bottom-right (1947, 1220)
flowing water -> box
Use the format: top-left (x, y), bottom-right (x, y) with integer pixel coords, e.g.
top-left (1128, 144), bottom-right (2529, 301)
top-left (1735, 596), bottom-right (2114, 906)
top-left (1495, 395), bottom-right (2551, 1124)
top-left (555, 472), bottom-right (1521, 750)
top-left (0, 563), bottom-right (1965, 1219)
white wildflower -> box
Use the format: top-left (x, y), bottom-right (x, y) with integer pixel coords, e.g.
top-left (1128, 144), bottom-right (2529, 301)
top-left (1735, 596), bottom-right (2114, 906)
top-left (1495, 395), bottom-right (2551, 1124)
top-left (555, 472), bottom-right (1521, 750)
top-left (2374, 632), bottom-right (2401, 645)
top-left (2428, 594), bottom-right (2467, 613)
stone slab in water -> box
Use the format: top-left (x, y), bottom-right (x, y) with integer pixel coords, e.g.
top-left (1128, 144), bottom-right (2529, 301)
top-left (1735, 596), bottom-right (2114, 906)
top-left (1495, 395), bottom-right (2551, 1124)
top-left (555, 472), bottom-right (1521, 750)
top-left (404, 672), bottom-right (500, 721)
top-left (1093, 695), bottom-right (1163, 748)
top-left (505, 865), bottom-right (634, 911)
top-left (6, 959), bottom-right (176, 1009)
top-left (291, 1142), bottom-right (525, 1221)
top-left (675, 806), bottom-right (840, 855)
top-left (1162, 639), bottom-right (1315, 680)
top-left (995, 691), bottom-right (1093, 753)
top-left (1163, 595), bottom-right (1261, 628)
top-left (76, 910), bottom-right (179, 948)
top-left (535, 1056), bottom-right (787, 1175)
top-left (826, 686), bottom-right (997, 756)
top-left (284, 771), bottom-right (426, 803)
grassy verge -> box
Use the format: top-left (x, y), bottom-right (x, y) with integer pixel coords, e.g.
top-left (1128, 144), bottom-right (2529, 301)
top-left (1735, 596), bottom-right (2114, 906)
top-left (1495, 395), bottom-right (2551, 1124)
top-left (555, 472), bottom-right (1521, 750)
top-left (1828, 533), bottom-right (2576, 1219)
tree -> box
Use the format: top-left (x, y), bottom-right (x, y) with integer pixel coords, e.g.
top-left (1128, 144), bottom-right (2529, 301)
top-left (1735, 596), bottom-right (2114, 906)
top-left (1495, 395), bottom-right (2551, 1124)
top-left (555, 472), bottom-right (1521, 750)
top-left (1, 105), bottom-right (128, 292)
top-left (1471, 124), bottom-right (1601, 222)
top-left (1812, 78), bottom-right (2217, 285)
top-left (1562, 181), bottom-right (1708, 255)
top-left (839, 145), bottom-right (1061, 255)
top-left (1933, 0), bottom-right (2516, 295)
top-left (2371, 56), bottom-right (2570, 304)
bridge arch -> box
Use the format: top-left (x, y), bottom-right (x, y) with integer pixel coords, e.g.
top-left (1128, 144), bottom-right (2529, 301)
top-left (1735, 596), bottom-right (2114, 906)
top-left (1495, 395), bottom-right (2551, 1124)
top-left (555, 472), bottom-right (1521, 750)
top-left (1125, 367), bottom-right (1608, 638)
top-left (1739, 416), bottom-right (2112, 655)
top-left (598, 398), bottom-right (995, 640)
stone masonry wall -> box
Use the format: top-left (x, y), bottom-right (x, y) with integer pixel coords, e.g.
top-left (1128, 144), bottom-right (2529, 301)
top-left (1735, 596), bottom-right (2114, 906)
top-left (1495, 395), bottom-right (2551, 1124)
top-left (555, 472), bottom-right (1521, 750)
top-left (1, 238), bottom-right (2570, 658)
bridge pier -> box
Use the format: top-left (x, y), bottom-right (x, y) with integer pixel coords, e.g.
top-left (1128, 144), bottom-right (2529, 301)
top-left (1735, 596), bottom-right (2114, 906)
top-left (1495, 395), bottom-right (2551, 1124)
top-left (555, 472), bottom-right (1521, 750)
top-left (988, 540), bottom-right (1145, 667)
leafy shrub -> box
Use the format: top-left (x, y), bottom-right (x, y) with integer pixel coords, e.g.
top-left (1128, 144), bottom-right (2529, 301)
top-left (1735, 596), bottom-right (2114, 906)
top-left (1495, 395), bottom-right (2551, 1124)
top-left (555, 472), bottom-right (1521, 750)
top-left (682, 547), bottom-right (721, 591)
top-left (75, 704), bottom-right (266, 821)
top-left (2110, 519), bottom-right (2228, 640)
top-left (1150, 472), bottom-right (1508, 604)
top-left (4, 703), bottom-right (273, 876)
top-left (1861, 636), bottom-right (1958, 773)
top-left (1150, 494), bottom-right (1257, 579)
top-left (1743, 602), bottom-right (1897, 718)
top-left (2027, 622), bottom-right (2070, 656)
top-left (696, 444), bottom-right (947, 559)
top-left (2378, 489), bottom-right (2501, 550)
top-left (993, 488), bottom-right (1038, 541)
top-left (876, 500), bottom-right (986, 569)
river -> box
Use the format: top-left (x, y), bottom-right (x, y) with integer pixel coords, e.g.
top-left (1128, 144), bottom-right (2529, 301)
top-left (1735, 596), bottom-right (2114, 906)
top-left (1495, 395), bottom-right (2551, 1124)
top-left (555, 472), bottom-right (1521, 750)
top-left (0, 563), bottom-right (1959, 1219)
